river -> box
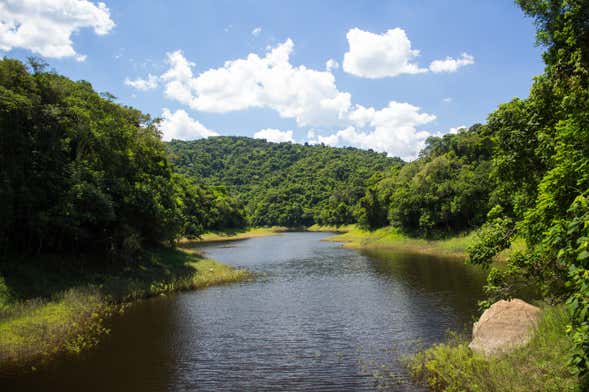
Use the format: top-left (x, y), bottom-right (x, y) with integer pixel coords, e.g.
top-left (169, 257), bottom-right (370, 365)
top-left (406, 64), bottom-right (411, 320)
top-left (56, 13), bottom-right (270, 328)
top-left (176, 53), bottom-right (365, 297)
top-left (2, 232), bottom-right (485, 391)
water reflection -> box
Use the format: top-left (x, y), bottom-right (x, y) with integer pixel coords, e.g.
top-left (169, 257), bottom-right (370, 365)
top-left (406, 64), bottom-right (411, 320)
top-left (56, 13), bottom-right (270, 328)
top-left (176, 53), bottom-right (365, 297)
top-left (1, 232), bottom-right (485, 391)
top-left (362, 248), bottom-right (486, 324)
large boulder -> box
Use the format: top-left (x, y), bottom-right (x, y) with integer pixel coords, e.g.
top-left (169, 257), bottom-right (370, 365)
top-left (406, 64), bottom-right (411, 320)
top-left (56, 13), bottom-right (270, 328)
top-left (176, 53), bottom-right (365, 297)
top-left (469, 298), bottom-right (541, 357)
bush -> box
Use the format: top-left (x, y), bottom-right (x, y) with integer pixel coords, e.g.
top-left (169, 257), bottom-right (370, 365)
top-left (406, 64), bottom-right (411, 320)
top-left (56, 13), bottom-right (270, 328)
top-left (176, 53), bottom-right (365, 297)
top-left (408, 306), bottom-right (580, 391)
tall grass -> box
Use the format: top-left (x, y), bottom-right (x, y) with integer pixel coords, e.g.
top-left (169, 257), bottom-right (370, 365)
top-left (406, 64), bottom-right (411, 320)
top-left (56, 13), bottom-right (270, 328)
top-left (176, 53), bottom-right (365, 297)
top-left (0, 287), bottom-right (110, 371)
top-left (407, 306), bottom-right (580, 391)
top-left (0, 247), bottom-right (251, 373)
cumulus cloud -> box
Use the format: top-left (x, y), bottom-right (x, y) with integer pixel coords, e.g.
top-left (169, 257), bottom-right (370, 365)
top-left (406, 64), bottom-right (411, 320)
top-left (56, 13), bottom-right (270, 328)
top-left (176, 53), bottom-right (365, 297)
top-left (0, 0), bottom-right (114, 61)
top-left (308, 132), bottom-right (339, 147)
top-left (158, 108), bottom-right (218, 141)
top-left (154, 39), bottom-right (436, 159)
top-left (342, 28), bottom-right (474, 79)
top-left (429, 53), bottom-right (474, 73)
top-left (442, 97), bottom-right (453, 103)
top-left (325, 58), bottom-right (339, 71)
top-left (309, 101), bottom-right (436, 160)
top-left (253, 128), bottom-right (294, 143)
top-left (161, 40), bottom-right (352, 127)
top-left (342, 28), bottom-right (427, 78)
top-left (251, 26), bottom-right (262, 37)
top-left (125, 74), bottom-right (158, 91)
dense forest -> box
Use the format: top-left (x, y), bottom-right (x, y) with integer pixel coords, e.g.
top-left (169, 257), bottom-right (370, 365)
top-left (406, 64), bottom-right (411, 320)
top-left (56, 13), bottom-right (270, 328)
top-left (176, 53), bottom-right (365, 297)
top-left (0, 58), bottom-right (245, 261)
top-left (167, 137), bottom-right (399, 227)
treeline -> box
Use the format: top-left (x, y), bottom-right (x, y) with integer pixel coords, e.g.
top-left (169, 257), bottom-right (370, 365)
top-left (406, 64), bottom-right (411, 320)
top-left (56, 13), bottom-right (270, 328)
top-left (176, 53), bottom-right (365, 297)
top-left (0, 58), bottom-right (244, 260)
top-left (167, 137), bottom-right (399, 227)
top-left (356, 124), bottom-right (493, 236)
top-left (168, 126), bottom-right (494, 237)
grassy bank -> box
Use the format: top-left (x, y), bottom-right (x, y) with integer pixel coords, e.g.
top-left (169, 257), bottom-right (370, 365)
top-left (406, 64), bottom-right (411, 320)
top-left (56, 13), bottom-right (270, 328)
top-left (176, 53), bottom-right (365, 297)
top-left (306, 224), bottom-right (356, 233)
top-left (315, 225), bottom-right (475, 258)
top-left (313, 225), bottom-right (526, 262)
top-left (407, 306), bottom-right (580, 391)
top-left (0, 247), bottom-right (250, 372)
top-left (181, 226), bottom-right (291, 244)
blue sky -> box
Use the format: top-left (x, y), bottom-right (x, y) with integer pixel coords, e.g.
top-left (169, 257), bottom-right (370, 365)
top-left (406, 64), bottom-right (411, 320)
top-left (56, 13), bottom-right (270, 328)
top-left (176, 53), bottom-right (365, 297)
top-left (0, 0), bottom-right (544, 159)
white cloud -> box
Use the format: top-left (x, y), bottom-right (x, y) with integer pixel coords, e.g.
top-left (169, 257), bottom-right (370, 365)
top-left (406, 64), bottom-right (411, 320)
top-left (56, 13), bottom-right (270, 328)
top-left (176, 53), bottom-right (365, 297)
top-left (253, 128), bottom-right (294, 143)
top-left (429, 53), bottom-right (474, 73)
top-left (449, 125), bottom-right (467, 134)
top-left (308, 132), bottom-right (339, 147)
top-left (125, 74), bottom-right (158, 91)
top-left (251, 26), bottom-right (262, 37)
top-left (325, 58), bottom-right (339, 71)
top-left (0, 0), bottom-right (114, 61)
top-left (442, 97), bottom-right (453, 103)
top-left (161, 40), bottom-right (352, 127)
top-left (309, 101), bottom-right (436, 160)
top-left (158, 108), bottom-right (218, 141)
top-left (156, 40), bottom-right (436, 160)
top-left (342, 28), bottom-right (427, 78)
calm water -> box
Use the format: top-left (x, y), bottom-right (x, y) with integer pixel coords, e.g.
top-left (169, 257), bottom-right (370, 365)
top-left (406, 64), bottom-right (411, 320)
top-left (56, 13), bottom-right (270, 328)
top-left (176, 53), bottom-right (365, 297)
top-left (2, 232), bottom-right (485, 391)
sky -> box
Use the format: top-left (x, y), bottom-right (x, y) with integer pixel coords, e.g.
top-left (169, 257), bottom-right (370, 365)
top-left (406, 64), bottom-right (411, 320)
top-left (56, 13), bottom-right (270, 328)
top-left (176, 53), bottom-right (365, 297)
top-left (0, 0), bottom-right (545, 160)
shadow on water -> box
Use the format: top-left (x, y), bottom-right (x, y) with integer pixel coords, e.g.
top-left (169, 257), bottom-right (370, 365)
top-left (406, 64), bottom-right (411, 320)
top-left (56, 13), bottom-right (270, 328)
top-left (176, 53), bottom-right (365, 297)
top-left (361, 248), bottom-right (486, 325)
top-left (1, 232), bottom-right (486, 391)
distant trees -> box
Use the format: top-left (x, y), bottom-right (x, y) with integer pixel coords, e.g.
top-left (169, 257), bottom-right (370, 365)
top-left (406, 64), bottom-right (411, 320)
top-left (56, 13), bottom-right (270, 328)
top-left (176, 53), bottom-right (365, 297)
top-left (352, 126), bottom-right (494, 237)
top-left (167, 137), bottom-right (398, 227)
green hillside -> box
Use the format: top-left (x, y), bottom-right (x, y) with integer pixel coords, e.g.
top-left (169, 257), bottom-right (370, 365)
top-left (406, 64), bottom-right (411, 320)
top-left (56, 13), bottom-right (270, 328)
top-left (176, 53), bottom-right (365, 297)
top-left (167, 137), bottom-right (401, 227)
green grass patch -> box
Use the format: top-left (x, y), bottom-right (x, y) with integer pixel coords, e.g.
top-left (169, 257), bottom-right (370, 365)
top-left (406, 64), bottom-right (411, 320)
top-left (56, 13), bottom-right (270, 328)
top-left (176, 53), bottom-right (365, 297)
top-left (0, 247), bottom-right (251, 373)
top-left (407, 306), bottom-right (580, 391)
top-left (0, 288), bottom-right (109, 371)
top-left (321, 225), bottom-right (476, 258)
top-left (182, 226), bottom-right (290, 244)
top-left (306, 224), bottom-right (356, 233)
top-left (320, 225), bottom-right (527, 262)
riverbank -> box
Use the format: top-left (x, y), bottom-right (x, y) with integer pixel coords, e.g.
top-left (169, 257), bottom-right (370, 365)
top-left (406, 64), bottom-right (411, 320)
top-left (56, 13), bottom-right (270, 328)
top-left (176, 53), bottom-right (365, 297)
top-left (312, 225), bottom-right (577, 390)
top-left (313, 225), bottom-right (475, 258)
top-left (0, 247), bottom-right (250, 373)
top-left (311, 225), bottom-right (526, 263)
top-left (180, 226), bottom-right (291, 244)
top-left (407, 305), bottom-right (580, 391)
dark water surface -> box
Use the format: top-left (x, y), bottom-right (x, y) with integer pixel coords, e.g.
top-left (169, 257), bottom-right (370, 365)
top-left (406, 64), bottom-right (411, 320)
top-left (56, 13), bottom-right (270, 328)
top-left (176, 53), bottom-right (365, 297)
top-left (2, 232), bottom-right (485, 391)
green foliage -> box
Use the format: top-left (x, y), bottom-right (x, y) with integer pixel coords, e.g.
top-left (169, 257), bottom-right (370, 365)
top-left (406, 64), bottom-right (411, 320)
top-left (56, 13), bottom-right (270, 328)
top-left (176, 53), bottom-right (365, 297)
top-left (464, 0), bottom-right (589, 375)
top-left (408, 306), bottom-right (580, 392)
top-left (548, 195), bottom-right (589, 374)
top-left (356, 185), bottom-right (389, 230)
top-left (0, 58), bottom-right (166, 256)
top-left (0, 58), bottom-right (238, 261)
top-left (468, 213), bottom-right (515, 268)
top-left (0, 287), bottom-right (110, 370)
top-left (167, 137), bottom-right (398, 227)
top-left (367, 125), bottom-right (494, 237)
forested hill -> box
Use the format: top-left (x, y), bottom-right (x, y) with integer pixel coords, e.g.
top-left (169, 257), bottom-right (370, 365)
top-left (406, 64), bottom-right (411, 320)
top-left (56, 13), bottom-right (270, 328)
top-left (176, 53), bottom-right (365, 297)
top-left (166, 137), bottom-right (401, 227)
